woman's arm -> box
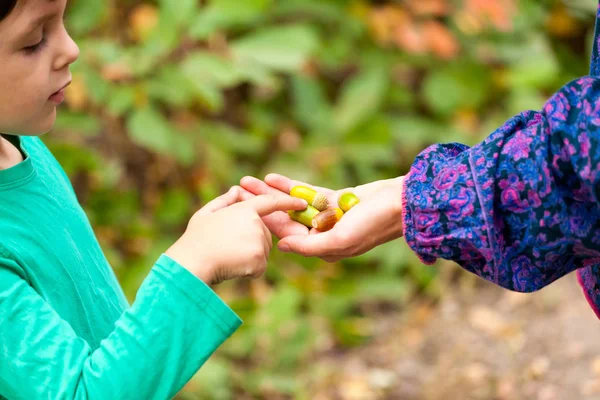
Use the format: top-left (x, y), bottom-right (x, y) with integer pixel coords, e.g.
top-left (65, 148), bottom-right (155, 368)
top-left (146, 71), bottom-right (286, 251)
top-left (403, 76), bottom-right (600, 293)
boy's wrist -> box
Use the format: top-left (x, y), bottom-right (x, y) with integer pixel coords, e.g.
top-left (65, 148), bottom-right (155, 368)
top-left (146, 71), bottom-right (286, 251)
top-left (165, 242), bottom-right (215, 285)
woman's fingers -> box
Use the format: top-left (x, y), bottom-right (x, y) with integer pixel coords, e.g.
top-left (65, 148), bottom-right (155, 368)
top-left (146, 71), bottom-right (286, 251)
top-left (264, 210), bottom-right (310, 238)
top-left (263, 173), bottom-right (341, 210)
top-left (240, 176), bottom-right (277, 196)
top-left (264, 173), bottom-right (335, 195)
top-left (277, 230), bottom-right (342, 257)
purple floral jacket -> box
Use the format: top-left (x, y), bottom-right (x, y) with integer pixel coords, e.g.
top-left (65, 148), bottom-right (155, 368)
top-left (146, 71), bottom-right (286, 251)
top-left (402, 3), bottom-right (600, 319)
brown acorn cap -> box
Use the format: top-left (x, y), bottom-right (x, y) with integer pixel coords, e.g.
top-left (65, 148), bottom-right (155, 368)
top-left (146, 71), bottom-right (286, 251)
top-left (311, 193), bottom-right (329, 211)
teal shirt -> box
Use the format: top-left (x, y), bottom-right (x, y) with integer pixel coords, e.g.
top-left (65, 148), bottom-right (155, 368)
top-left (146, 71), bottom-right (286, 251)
top-left (0, 135), bottom-right (242, 399)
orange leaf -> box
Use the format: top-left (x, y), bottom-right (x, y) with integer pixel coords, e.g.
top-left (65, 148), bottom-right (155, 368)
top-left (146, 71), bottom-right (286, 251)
top-left (101, 63), bottom-right (133, 82)
top-left (65, 74), bottom-right (88, 111)
top-left (393, 17), bottom-right (428, 55)
top-left (546, 5), bottom-right (581, 38)
top-left (406, 0), bottom-right (451, 17)
top-left (128, 4), bottom-right (159, 43)
top-left (367, 8), bottom-right (394, 45)
top-left (464, 0), bottom-right (516, 32)
top-left (423, 20), bottom-right (460, 59)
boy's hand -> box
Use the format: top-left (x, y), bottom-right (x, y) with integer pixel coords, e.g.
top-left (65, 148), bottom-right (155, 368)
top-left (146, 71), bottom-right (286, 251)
top-left (166, 186), bottom-right (307, 284)
top-left (240, 174), bottom-right (405, 262)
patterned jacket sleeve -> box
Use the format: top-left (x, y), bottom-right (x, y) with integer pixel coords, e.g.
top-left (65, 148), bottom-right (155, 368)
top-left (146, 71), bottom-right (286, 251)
top-left (402, 76), bottom-right (600, 297)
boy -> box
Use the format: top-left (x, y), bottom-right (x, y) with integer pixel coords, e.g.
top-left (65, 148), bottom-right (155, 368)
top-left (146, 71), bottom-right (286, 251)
top-left (0, 0), bottom-right (307, 398)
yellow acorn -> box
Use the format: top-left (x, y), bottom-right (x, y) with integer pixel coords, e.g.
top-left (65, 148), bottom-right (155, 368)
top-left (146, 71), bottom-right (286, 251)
top-left (312, 208), bottom-right (344, 232)
top-left (338, 192), bottom-right (360, 212)
top-left (290, 185), bottom-right (329, 211)
top-left (288, 205), bottom-right (320, 228)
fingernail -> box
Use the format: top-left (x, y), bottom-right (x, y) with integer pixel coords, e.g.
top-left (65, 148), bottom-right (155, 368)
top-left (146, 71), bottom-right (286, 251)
top-left (279, 243), bottom-right (291, 252)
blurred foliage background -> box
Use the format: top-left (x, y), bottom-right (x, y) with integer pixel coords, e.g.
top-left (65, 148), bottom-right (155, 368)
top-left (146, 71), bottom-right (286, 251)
top-left (50, 0), bottom-right (598, 398)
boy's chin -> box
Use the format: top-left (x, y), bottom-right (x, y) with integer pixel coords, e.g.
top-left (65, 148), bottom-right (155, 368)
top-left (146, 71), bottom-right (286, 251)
top-left (5, 112), bottom-right (56, 136)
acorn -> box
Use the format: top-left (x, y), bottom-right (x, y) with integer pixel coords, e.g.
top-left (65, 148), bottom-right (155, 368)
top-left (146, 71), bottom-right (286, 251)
top-left (338, 192), bottom-right (360, 212)
top-left (290, 185), bottom-right (329, 211)
top-left (312, 208), bottom-right (344, 232)
top-left (288, 205), bottom-right (320, 228)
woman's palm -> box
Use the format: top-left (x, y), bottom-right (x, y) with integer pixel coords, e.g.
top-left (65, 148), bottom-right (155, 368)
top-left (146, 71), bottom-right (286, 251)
top-left (240, 174), bottom-right (405, 262)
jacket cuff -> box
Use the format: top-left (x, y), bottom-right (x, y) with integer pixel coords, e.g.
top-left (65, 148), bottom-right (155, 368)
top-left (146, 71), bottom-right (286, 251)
top-left (402, 143), bottom-right (494, 280)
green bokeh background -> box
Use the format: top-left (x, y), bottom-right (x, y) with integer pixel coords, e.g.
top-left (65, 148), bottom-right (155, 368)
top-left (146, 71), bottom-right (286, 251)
top-left (50, 1), bottom-right (598, 398)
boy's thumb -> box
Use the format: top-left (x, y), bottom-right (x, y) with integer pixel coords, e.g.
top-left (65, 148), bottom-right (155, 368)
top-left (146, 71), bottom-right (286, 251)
top-left (196, 186), bottom-right (244, 216)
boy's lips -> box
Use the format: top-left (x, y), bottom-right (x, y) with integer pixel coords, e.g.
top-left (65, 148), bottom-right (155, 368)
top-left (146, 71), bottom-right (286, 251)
top-left (49, 81), bottom-right (71, 105)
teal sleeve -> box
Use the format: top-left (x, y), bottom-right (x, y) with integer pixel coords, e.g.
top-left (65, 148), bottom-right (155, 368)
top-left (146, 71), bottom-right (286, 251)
top-left (0, 254), bottom-right (242, 400)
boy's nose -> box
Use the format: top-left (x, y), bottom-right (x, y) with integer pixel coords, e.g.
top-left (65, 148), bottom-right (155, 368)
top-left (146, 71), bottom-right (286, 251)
top-left (53, 31), bottom-right (80, 71)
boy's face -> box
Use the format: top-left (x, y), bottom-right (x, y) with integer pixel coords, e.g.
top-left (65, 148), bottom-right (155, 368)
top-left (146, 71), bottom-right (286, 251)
top-left (0, 0), bottom-right (79, 135)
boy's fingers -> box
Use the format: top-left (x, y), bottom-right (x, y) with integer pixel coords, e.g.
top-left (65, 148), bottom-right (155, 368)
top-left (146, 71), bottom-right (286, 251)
top-left (261, 221), bottom-right (273, 255)
top-left (196, 186), bottom-right (244, 216)
top-left (246, 194), bottom-right (308, 217)
top-left (240, 177), bottom-right (313, 238)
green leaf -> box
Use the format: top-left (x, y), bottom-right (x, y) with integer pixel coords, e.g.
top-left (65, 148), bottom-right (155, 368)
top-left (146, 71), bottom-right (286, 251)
top-left (127, 106), bottom-right (174, 155)
top-left (186, 80), bottom-right (225, 112)
top-left (240, 63), bottom-right (279, 88)
top-left (422, 62), bottom-right (491, 117)
top-left (390, 117), bottom-right (446, 144)
top-left (137, 9), bottom-right (182, 58)
top-left (126, 106), bottom-right (195, 165)
top-left (66, 0), bottom-right (107, 35)
top-left (390, 116), bottom-right (471, 146)
top-left (353, 275), bottom-right (408, 303)
top-left (333, 67), bottom-right (388, 135)
top-left (342, 143), bottom-right (395, 166)
top-left (54, 112), bottom-right (101, 137)
top-left (255, 374), bottom-right (299, 395)
top-left (46, 143), bottom-right (100, 174)
top-left (231, 25), bottom-right (319, 72)
top-left (155, 189), bottom-right (193, 226)
top-left (106, 85), bottom-right (137, 116)
top-left (181, 52), bottom-right (245, 88)
top-left (82, 68), bottom-right (111, 104)
top-left (272, 1), bottom-right (347, 23)
top-left (78, 39), bottom-right (123, 65)
top-left (189, 0), bottom-right (272, 39)
top-left (507, 88), bottom-right (547, 115)
top-left (189, 358), bottom-right (234, 400)
top-left (345, 114), bottom-right (391, 144)
top-left (506, 36), bottom-right (560, 89)
top-left (200, 123), bottom-right (265, 156)
top-left (147, 66), bottom-right (195, 107)
top-left (159, 0), bottom-right (197, 30)
top-left (291, 75), bottom-right (331, 131)
top-left (263, 285), bottom-right (302, 325)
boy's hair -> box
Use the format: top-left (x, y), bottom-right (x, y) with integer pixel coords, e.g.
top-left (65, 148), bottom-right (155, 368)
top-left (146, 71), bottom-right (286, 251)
top-left (0, 0), bottom-right (18, 22)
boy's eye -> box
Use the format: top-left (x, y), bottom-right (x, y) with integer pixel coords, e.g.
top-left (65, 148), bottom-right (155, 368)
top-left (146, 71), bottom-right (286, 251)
top-left (23, 36), bottom-right (47, 55)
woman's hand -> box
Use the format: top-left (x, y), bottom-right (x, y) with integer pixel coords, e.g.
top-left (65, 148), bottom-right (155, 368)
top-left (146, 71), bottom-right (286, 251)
top-left (240, 174), bottom-right (406, 262)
